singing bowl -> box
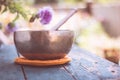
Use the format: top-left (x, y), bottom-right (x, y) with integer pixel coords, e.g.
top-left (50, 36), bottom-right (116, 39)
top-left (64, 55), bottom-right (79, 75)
top-left (14, 30), bottom-right (74, 60)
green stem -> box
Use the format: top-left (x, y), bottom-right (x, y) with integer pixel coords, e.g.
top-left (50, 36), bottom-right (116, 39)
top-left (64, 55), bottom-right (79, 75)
top-left (12, 12), bottom-right (19, 22)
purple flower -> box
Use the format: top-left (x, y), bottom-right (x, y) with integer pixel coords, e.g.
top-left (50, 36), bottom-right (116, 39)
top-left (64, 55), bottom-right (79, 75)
top-left (5, 22), bottom-right (18, 33)
top-left (37, 7), bottom-right (53, 25)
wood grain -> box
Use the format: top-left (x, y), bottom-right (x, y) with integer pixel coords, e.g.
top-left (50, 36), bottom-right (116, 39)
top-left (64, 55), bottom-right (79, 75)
top-left (23, 66), bottom-right (75, 80)
top-left (0, 45), bottom-right (24, 80)
top-left (1, 45), bottom-right (120, 80)
top-left (67, 45), bottom-right (120, 80)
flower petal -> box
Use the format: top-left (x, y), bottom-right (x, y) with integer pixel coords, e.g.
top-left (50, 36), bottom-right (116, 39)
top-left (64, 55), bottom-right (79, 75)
top-left (38, 7), bottom-right (53, 25)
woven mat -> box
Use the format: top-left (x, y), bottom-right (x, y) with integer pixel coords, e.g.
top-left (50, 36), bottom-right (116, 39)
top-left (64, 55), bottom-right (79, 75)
top-left (14, 57), bottom-right (71, 66)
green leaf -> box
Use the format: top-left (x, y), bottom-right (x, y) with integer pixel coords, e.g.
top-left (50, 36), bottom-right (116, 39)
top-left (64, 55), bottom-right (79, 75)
top-left (0, 6), bottom-right (1, 12)
top-left (1, 6), bottom-right (7, 13)
top-left (13, 13), bottom-right (19, 22)
top-left (20, 12), bottom-right (28, 20)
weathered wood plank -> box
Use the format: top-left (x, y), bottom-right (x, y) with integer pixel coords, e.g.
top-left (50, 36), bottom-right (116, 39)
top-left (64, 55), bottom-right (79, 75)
top-left (8, 44), bottom-right (120, 80)
top-left (23, 65), bottom-right (75, 80)
top-left (0, 45), bottom-right (24, 80)
top-left (64, 59), bottom-right (100, 80)
top-left (66, 45), bottom-right (120, 80)
top-left (22, 45), bottom-right (101, 80)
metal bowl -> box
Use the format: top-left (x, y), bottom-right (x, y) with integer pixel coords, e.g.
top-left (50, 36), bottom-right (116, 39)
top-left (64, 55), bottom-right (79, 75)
top-left (14, 30), bottom-right (74, 60)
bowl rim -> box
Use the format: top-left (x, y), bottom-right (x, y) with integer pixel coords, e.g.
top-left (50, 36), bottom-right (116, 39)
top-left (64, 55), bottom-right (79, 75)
top-left (14, 30), bottom-right (74, 32)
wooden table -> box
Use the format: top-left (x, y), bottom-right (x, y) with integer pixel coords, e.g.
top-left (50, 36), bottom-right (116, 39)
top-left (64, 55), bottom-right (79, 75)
top-left (0, 45), bottom-right (120, 80)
